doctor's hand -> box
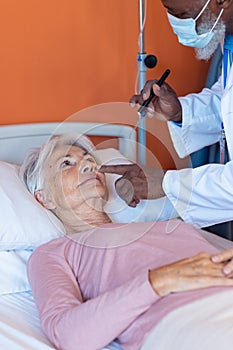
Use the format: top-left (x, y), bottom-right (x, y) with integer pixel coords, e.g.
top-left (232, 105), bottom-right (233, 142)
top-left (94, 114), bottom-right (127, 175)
top-left (211, 248), bottom-right (233, 277)
top-left (99, 164), bottom-right (165, 207)
top-left (130, 79), bottom-right (182, 122)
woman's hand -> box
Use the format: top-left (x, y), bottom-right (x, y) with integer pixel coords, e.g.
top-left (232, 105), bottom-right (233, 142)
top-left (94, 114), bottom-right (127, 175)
top-left (130, 79), bottom-right (182, 122)
top-left (149, 252), bottom-right (233, 297)
top-left (212, 248), bottom-right (233, 276)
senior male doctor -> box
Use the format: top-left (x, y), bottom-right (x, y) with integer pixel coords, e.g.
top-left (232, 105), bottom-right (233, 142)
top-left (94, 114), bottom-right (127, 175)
top-left (100, 1), bottom-right (233, 231)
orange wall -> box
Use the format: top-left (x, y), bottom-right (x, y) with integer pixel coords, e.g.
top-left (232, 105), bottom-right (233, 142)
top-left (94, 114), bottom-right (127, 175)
top-left (0, 0), bottom-right (210, 169)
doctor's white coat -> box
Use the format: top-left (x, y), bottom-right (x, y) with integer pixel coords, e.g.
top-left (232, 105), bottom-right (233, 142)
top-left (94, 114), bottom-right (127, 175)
top-left (163, 64), bottom-right (233, 228)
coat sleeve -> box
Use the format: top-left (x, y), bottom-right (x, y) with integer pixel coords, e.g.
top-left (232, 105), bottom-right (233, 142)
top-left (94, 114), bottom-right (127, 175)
top-left (163, 160), bottom-right (233, 227)
top-left (27, 246), bottom-right (158, 350)
top-left (167, 78), bottom-right (223, 158)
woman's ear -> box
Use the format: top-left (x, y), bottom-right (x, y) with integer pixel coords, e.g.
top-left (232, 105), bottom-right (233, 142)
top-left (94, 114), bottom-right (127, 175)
top-left (34, 190), bottom-right (56, 210)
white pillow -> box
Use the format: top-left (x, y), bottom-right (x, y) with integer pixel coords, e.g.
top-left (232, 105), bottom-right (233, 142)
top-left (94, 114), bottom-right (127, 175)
top-left (0, 150), bottom-right (178, 251)
top-left (0, 250), bottom-right (32, 294)
top-left (0, 161), bottom-right (65, 251)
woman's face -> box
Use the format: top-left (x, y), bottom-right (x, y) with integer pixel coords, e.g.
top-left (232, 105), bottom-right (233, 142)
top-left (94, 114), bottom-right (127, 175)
top-left (43, 144), bottom-right (108, 212)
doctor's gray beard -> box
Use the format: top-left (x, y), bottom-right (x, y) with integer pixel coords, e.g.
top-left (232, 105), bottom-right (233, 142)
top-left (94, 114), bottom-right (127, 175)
top-left (195, 9), bottom-right (226, 61)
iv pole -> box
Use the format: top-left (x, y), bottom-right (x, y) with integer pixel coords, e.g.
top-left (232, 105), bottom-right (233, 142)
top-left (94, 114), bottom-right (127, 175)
top-left (137, 0), bottom-right (147, 165)
top-left (137, 0), bottom-right (157, 165)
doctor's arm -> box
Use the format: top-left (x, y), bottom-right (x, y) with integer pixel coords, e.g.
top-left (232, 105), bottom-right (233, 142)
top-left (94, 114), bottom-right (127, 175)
top-left (168, 79), bottom-right (223, 158)
top-left (101, 160), bottom-right (233, 229)
top-left (131, 76), bottom-right (223, 158)
top-left (163, 160), bottom-right (233, 227)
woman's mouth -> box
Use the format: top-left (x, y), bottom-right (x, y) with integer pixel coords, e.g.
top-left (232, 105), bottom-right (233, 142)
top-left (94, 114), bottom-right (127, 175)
top-left (78, 175), bottom-right (102, 187)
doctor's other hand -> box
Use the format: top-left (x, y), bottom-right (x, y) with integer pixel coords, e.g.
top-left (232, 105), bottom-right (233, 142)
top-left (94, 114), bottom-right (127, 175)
top-left (130, 79), bottom-right (182, 122)
top-left (211, 248), bottom-right (233, 277)
top-left (99, 164), bottom-right (165, 207)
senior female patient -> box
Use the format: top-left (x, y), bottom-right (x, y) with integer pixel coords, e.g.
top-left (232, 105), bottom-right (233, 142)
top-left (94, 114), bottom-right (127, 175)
top-left (20, 133), bottom-right (233, 350)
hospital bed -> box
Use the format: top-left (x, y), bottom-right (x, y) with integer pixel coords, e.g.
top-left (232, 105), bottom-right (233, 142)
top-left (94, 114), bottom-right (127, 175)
top-left (1, 121), bottom-right (233, 350)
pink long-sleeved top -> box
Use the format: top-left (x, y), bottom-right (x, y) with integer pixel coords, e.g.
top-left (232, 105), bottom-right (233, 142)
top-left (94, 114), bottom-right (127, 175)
top-left (27, 220), bottom-right (231, 350)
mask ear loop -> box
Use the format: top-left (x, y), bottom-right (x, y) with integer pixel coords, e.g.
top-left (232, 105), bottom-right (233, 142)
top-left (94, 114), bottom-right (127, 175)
top-left (194, 0), bottom-right (212, 21)
top-left (209, 8), bottom-right (224, 32)
top-left (195, 0), bottom-right (224, 33)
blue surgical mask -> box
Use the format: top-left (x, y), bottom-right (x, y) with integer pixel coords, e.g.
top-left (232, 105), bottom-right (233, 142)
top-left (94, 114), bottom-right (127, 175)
top-left (167, 0), bottom-right (224, 48)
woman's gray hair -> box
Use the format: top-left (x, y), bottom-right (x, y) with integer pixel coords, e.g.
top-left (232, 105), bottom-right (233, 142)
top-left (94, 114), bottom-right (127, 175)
top-left (20, 133), bottom-right (95, 194)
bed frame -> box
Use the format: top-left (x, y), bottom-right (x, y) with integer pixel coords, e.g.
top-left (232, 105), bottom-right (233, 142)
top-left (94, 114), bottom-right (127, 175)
top-left (0, 122), bottom-right (137, 165)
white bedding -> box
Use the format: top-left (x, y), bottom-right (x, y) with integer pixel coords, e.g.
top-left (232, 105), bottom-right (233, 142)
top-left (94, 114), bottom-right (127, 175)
top-left (0, 291), bottom-right (122, 350)
top-left (141, 289), bottom-right (233, 350)
top-left (0, 291), bottom-right (54, 350)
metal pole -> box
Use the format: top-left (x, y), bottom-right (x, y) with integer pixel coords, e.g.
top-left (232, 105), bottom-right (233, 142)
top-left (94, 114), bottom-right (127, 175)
top-left (137, 0), bottom-right (147, 165)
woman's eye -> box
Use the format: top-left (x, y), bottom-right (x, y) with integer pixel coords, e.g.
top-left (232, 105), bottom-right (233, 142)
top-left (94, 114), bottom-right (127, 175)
top-left (61, 160), bottom-right (75, 169)
top-left (84, 155), bottom-right (95, 163)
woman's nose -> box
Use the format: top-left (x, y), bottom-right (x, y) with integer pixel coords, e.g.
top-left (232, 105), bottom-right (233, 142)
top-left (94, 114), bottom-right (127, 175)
top-left (81, 161), bottom-right (97, 174)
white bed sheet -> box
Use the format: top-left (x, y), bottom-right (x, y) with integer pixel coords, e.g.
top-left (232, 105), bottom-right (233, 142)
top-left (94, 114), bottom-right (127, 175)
top-left (0, 291), bottom-right (122, 350)
top-left (141, 289), bottom-right (233, 350)
top-left (0, 291), bottom-right (54, 350)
